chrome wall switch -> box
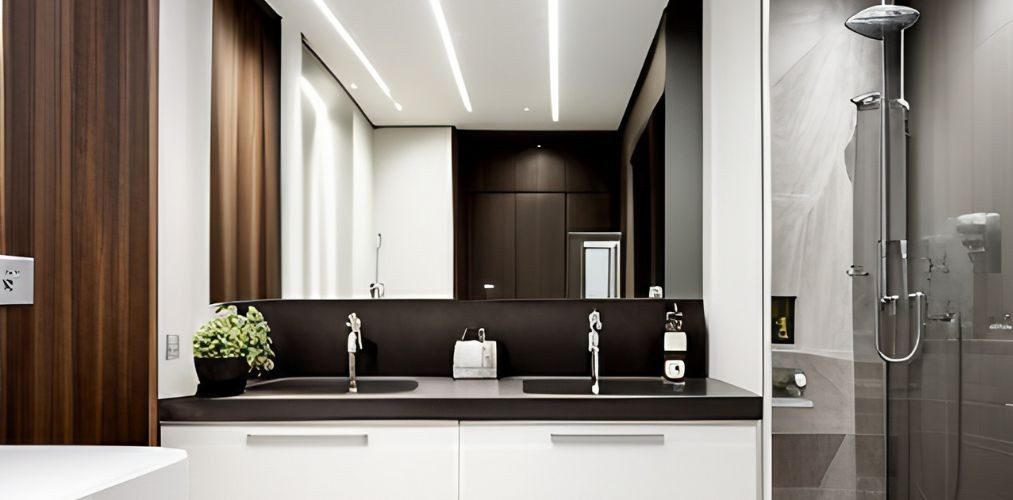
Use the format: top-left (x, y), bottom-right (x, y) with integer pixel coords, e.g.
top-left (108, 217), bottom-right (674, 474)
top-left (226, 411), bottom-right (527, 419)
top-left (0, 255), bottom-right (33, 305)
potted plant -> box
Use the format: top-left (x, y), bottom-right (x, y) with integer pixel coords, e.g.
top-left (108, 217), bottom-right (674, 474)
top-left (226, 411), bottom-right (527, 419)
top-left (192, 305), bottom-right (275, 397)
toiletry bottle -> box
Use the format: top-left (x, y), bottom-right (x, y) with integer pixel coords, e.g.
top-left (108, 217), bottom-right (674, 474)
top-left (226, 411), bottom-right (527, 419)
top-left (663, 305), bottom-right (687, 384)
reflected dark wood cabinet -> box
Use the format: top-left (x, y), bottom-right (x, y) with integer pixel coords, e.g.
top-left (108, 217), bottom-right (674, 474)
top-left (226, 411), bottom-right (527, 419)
top-left (456, 131), bottom-right (620, 299)
top-left (468, 193), bottom-right (516, 300)
top-left (516, 193), bottom-right (566, 298)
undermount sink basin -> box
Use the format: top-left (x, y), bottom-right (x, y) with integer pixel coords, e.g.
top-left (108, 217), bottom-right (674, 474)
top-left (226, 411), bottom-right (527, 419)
top-left (244, 377), bottom-right (419, 397)
top-left (522, 378), bottom-right (685, 396)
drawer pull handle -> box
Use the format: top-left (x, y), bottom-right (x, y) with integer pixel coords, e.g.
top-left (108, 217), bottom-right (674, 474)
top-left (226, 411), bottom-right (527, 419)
top-left (246, 433), bottom-right (368, 446)
top-left (550, 434), bottom-right (665, 445)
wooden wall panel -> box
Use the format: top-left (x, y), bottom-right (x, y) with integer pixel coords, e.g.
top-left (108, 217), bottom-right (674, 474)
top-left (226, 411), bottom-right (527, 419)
top-left (209, 0), bottom-right (281, 304)
top-left (516, 193), bottom-right (566, 298)
top-left (456, 131), bottom-right (620, 299)
top-left (467, 193), bottom-right (516, 300)
top-left (0, 0), bottom-right (158, 445)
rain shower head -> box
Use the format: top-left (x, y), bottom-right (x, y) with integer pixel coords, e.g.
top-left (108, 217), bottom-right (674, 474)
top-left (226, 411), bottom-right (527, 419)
top-left (845, 4), bottom-right (920, 40)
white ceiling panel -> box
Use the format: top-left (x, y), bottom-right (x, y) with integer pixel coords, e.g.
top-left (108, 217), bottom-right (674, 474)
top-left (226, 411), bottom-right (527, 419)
top-left (275, 0), bottom-right (667, 130)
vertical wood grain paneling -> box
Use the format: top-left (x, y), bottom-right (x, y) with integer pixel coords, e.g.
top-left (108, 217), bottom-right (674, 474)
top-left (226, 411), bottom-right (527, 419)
top-left (515, 193), bottom-right (565, 298)
top-left (457, 132), bottom-right (620, 299)
top-left (0, 0), bottom-right (157, 445)
top-left (209, 0), bottom-right (281, 304)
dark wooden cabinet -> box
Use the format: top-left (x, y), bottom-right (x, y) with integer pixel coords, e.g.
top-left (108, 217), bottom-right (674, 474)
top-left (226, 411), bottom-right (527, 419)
top-left (456, 131), bottom-right (619, 299)
top-left (566, 193), bottom-right (615, 233)
top-left (515, 150), bottom-right (566, 192)
top-left (515, 193), bottom-right (566, 298)
top-left (468, 193), bottom-right (516, 299)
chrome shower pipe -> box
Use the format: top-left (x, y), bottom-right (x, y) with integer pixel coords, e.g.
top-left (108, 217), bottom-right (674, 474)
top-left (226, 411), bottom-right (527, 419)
top-left (846, 4), bottom-right (925, 363)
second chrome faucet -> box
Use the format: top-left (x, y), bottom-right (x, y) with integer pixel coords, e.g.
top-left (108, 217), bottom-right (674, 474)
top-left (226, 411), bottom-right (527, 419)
top-left (587, 309), bottom-right (602, 395)
top-left (346, 312), bottom-right (364, 393)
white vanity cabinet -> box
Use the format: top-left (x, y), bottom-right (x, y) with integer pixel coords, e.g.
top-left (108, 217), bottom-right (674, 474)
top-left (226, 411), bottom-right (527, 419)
top-left (160, 421), bottom-right (459, 500)
top-left (163, 420), bottom-right (759, 500)
top-left (459, 422), bottom-right (760, 500)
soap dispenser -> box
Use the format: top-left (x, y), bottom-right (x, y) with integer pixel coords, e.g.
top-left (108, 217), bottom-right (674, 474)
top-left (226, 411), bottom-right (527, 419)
top-left (663, 304), bottom-right (687, 384)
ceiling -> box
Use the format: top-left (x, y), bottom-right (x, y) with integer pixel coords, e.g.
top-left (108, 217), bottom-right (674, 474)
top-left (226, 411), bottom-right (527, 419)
top-left (278, 0), bottom-right (668, 130)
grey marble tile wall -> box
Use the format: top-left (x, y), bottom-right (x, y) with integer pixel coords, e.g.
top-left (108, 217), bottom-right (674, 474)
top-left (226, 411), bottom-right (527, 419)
top-left (770, 0), bottom-right (884, 498)
top-left (770, 0), bottom-right (879, 357)
top-left (901, 0), bottom-right (1013, 497)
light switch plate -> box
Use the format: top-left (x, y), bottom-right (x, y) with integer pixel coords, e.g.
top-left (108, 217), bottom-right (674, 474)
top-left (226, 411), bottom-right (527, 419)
top-left (0, 255), bottom-right (33, 305)
top-left (166, 334), bottom-right (180, 360)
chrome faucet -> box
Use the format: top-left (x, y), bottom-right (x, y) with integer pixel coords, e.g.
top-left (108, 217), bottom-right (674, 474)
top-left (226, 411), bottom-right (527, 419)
top-left (587, 309), bottom-right (602, 395)
top-left (346, 313), bottom-right (364, 393)
top-left (369, 234), bottom-right (385, 299)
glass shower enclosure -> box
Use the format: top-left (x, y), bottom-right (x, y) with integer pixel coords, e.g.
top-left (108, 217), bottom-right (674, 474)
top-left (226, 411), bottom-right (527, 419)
top-left (847, 1), bottom-right (1013, 498)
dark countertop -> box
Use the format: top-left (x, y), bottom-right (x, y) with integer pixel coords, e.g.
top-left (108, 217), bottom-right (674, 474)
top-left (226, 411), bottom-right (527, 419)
top-left (159, 377), bottom-right (762, 422)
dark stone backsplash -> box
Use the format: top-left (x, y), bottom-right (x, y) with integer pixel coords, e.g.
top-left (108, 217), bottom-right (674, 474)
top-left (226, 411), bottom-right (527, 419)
top-left (229, 299), bottom-right (708, 379)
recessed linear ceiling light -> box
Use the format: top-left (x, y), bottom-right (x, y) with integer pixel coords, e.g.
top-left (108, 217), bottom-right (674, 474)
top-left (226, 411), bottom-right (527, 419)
top-left (548, 0), bottom-right (560, 122)
top-left (350, 83), bottom-right (358, 90)
top-left (312, 0), bottom-right (401, 111)
top-left (429, 0), bottom-right (472, 113)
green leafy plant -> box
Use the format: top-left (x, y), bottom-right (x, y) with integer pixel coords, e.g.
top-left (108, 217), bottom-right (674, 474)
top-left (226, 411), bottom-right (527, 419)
top-left (193, 305), bottom-right (275, 373)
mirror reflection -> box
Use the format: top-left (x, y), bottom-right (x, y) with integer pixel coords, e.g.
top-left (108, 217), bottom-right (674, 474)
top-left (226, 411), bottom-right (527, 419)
top-left (210, 0), bottom-right (698, 302)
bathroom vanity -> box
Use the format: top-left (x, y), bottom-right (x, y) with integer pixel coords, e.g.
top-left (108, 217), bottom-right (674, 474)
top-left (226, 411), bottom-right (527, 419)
top-left (157, 1), bottom-right (766, 498)
top-left (161, 377), bottom-right (760, 499)
top-left (161, 299), bottom-right (762, 499)
top-left (163, 421), bottom-right (758, 500)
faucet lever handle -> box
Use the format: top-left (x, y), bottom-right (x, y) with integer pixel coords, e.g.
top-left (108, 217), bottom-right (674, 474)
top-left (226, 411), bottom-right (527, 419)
top-left (346, 313), bottom-right (363, 349)
top-left (588, 309), bottom-right (602, 332)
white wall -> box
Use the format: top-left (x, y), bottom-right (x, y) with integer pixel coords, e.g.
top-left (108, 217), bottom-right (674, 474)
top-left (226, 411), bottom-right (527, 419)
top-left (351, 113), bottom-right (376, 298)
top-left (157, 0), bottom-right (213, 398)
top-left (279, 16), bottom-right (304, 300)
top-left (285, 45), bottom-right (361, 299)
top-left (701, 0), bottom-right (769, 498)
top-left (761, 1), bottom-right (773, 498)
top-left (702, 0), bottom-right (765, 398)
top-left (372, 128), bottom-right (455, 299)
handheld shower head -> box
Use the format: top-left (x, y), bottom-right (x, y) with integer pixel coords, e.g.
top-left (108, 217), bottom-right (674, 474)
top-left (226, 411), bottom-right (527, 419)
top-left (846, 4), bottom-right (920, 40)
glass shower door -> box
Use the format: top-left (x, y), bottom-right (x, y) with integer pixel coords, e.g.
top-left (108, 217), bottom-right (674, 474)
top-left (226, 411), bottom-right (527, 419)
top-left (848, 1), bottom-right (1013, 498)
top-left (851, 67), bottom-right (968, 500)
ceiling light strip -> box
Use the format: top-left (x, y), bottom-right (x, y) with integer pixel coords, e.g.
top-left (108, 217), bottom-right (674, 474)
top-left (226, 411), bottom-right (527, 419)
top-left (548, 0), bottom-right (560, 122)
top-left (430, 0), bottom-right (473, 112)
top-left (312, 0), bottom-right (402, 111)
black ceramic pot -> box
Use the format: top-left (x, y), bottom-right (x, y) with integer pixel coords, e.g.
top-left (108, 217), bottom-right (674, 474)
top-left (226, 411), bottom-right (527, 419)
top-left (194, 357), bottom-right (249, 397)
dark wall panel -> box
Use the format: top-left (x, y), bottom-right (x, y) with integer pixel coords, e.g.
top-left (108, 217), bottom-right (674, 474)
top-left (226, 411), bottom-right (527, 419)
top-left (468, 193), bottom-right (516, 299)
top-left (566, 193), bottom-right (615, 233)
top-left (457, 131), bottom-right (620, 299)
top-left (0, 0), bottom-right (158, 445)
top-left (664, 3), bottom-right (703, 299)
top-left (516, 193), bottom-right (565, 298)
top-left (234, 299), bottom-right (708, 380)
top-left (515, 150), bottom-right (566, 192)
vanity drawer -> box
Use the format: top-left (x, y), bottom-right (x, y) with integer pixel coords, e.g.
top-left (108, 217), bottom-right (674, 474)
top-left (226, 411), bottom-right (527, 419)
top-left (162, 421), bottom-right (458, 500)
top-left (459, 421), bottom-right (759, 500)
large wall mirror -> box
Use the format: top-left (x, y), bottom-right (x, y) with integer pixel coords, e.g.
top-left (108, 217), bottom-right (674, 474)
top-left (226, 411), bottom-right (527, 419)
top-left (210, 0), bottom-right (701, 302)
